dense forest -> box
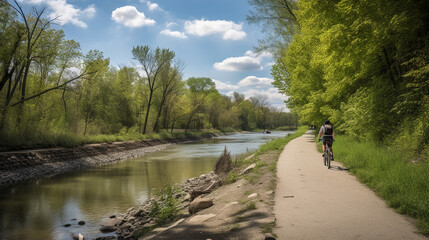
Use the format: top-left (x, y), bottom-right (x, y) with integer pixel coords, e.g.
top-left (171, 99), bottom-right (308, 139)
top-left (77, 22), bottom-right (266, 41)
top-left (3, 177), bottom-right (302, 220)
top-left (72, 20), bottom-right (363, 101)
top-left (249, 0), bottom-right (429, 155)
top-left (0, 1), bottom-right (297, 148)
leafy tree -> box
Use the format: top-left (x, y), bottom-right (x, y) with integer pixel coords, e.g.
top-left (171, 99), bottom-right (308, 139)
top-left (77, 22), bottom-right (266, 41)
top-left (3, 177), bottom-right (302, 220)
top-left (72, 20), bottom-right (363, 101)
top-left (132, 45), bottom-right (175, 134)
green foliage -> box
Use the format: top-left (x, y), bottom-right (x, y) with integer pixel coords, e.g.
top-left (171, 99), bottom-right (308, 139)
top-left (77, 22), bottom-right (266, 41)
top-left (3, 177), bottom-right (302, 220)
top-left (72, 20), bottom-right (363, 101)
top-left (0, 1), bottom-right (298, 149)
top-left (261, 221), bottom-right (277, 235)
top-left (149, 182), bottom-right (180, 225)
top-left (246, 201), bottom-right (256, 210)
top-left (334, 135), bottom-right (429, 235)
top-left (270, 0), bottom-right (429, 155)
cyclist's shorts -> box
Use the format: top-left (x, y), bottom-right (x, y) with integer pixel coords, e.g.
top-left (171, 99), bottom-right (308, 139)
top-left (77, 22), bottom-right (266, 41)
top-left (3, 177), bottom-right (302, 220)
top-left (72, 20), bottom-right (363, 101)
top-left (322, 136), bottom-right (333, 147)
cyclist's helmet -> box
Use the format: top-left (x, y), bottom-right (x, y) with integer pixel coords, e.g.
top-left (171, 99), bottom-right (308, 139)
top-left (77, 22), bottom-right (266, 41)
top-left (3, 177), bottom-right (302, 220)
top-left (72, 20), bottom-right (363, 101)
top-left (324, 119), bottom-right (330, 124)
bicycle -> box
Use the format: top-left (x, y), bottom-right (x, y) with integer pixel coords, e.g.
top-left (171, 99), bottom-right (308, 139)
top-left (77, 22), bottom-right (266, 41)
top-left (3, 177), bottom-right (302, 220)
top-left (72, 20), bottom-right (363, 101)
top-left (320, 139), bottom-right (334, 169)
top-left (323, 140), bottom-right (331, 169)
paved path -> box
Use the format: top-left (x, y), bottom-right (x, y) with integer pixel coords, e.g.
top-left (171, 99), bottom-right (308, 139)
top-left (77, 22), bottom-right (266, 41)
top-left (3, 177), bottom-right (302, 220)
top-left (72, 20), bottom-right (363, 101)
top-left (274, 131), bottom-right (427, 240)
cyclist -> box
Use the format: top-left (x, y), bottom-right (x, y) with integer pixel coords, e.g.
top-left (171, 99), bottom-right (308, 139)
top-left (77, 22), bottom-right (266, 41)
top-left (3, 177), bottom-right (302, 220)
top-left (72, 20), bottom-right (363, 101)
top-left (318, 120), bottom-right (335, 161)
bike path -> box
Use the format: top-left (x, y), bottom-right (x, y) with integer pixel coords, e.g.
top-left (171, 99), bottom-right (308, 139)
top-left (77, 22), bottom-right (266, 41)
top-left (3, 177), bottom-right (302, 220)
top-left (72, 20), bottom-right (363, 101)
top-left (274, 131), bottom-right (427, 239)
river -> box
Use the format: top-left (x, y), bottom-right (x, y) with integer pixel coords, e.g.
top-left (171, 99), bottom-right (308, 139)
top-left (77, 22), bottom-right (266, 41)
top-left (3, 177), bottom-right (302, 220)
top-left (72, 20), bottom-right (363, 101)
top-left (0, 131), bottom-right (293, 240)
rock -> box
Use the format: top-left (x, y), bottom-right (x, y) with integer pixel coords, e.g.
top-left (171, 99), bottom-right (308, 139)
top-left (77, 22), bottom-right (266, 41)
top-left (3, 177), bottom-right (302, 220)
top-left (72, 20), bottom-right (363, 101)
top-left (265, 190), bottom-right (274, 195)
top-left (189, 213), bottom-right (216, 223)
top-left (109, 215), bottom-right (116, 218)
top-left (78, 221), bottom-right (85, 225)
top-left (126, 207), bottom-right (135, 213)
top-left (248, 193), bottom-right (258, 198)
top-left (72, 233), bottom-right (84, 240)
top-left (103, 218), bottom-right (122, 228)
top-left (99, 225), bottom-right (116, 233)
top-left (264, 233), bottom-right (276, 240)
top-left (199, 174), bottom-right (207, 179)
top-left (182, 193), bottom-right (191, 202)
top-left (189, 196), bottom-right (213, 214)
top-left (241, 163), bottom-right (256, 175)
top-left (64, 223), bottom-right (71, 227)
top-left (95, 237), bottom-right (116, 240)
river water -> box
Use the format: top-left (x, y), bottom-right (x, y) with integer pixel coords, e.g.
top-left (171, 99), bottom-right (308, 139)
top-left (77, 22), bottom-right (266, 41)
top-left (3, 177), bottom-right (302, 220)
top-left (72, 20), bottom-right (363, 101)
top-left (0, 131), bottom-right (293, 240)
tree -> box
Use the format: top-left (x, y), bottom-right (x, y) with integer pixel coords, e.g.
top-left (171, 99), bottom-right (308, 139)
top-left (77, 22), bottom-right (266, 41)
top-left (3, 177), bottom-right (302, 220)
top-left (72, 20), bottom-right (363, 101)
top-left (152, 61), bottom-right (183, 132)
top-left (132, 45), bottom-right (175, 134)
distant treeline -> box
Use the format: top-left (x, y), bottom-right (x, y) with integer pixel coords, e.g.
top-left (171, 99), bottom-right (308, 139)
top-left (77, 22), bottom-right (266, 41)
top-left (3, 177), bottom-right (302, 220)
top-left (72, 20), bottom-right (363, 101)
top-left (0, 1), bottom-right (297, 147)
top-left (249, 0), bottom-right (428, 154)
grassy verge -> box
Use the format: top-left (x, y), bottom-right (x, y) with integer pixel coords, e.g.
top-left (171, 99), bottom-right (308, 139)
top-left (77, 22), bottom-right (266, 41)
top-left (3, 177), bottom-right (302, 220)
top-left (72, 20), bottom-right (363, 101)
top-left (0, 129), bottom-right (222, 150)
top-left (325, 135), bottom-right (429, 235)
top-left (225, 126), bottom-right (308, 183)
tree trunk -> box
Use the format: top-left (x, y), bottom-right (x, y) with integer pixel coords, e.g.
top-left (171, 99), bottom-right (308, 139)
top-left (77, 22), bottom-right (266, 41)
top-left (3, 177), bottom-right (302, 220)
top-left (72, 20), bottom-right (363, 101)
top-left (142, 91), bottom-right (153, 134)
top-left (153, 97), bottom-right (166, 133)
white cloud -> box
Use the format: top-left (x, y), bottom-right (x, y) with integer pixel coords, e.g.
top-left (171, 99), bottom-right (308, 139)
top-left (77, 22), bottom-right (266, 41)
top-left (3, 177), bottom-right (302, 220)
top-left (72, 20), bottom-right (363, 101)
top-left (242, 88), bottom-right (288, 103)
top-left (214, 56), bottom-right (262, 72)
top-left (238, 76), bottom-right (273, 87)
top-left (112, 6), bottom-right (155, 28)
top-left (166, 22), bottom-right (177, 28)
top-left (212, 79), bottom-right (239, 91)
top-left (82, 4), bottom-right (96, 18)
top-left (18, 0), bottom-right (96, 28)
top-left (160, 29), bottom-right (187, 39)
top-left (147, 1), bottom-right (161, 11)
top-left (213, 50), bottom-right (273, 72)
top-left (184, 19), bottom-right (246, 40)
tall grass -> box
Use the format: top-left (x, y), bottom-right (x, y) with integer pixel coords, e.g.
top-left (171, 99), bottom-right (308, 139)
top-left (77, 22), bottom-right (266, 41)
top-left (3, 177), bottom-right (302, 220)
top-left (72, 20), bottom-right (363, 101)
top-left (333, 135), bottom-right (429, 235)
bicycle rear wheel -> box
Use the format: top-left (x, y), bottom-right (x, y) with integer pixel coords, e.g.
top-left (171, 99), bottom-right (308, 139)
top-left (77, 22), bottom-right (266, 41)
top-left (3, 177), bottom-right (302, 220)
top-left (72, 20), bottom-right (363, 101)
top-left (326, 148), bottom-right (331, 169)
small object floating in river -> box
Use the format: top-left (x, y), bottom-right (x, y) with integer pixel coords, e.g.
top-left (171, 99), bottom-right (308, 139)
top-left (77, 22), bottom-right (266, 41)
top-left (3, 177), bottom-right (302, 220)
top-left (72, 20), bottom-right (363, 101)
top-left (64, 223), bottom-right (71, 227)
top-left (78, 221), bottom-right (85, 225)
top-left (283, 195), bottom-right (294, 198)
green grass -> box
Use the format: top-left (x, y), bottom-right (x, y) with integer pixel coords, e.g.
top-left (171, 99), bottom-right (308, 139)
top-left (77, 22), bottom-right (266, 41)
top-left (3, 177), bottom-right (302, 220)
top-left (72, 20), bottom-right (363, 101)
top-left (261, 221), bottom-right (277, 236)
top-left (256, 126), bottom-right (308, 155)
top-left (246, 201), bottom-right (256, 210)
top-left (332, 135), bottom-right (429, 235)
top-left (0, 128), bottom-right (221, 150)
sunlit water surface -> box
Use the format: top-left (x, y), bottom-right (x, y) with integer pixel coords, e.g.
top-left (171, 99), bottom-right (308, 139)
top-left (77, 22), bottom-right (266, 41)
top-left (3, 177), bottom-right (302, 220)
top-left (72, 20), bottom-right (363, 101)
top-left (0, 131), bottom-right (293, 240)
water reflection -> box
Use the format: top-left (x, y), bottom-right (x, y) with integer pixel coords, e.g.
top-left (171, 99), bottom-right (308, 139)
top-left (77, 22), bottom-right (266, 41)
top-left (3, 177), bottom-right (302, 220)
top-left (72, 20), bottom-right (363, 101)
top-left (0, 131), bottom-right (292, 240)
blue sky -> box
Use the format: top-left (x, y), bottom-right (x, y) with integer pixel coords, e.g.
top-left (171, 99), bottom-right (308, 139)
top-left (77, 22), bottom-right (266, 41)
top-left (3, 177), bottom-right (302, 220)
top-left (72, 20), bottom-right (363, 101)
top-left (15, 0), bottom-right (288, 111)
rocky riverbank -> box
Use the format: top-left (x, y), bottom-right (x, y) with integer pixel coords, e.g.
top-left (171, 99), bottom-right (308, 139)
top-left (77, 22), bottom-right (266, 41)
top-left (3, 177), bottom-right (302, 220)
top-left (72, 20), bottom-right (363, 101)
top-left (0, 133), bottom-right (224, 187)
top-left (91, 150), bottom-right (279, 240)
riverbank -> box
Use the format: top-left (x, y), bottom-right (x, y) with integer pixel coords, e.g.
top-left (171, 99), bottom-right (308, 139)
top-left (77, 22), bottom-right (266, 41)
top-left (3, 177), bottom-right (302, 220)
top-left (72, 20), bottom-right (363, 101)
top-left (0, 133), bottom-right (226, 187)
top-left (94, 127), bottom-right (308, 240)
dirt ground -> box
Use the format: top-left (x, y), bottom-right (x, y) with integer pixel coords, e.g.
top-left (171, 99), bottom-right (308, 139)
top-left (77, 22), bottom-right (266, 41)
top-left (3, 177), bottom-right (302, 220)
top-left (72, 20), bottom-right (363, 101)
top-left (140, 151), bottom-right (279, 240)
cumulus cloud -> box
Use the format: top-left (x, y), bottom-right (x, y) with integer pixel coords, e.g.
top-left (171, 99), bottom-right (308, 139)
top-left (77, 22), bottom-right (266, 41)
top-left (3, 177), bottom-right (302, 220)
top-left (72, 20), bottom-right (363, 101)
top-left (160, 29), bottom-right (187, 39)
top-left (242, 88), bottom-right (288, 103)
top-left (214, 56), bottom-right (262, 72)
top-left (18, 0), bottom-right (96, 28)
top-left (112, 6), bottom-right (155, 28)
top-left (184, 19), bottom-right (246, 40)
top-left (213, 50), bottom-right (273, 72)
top-left (212, 79), bottom-right (239, 91)
top-left (147, 1), bottom-right (161, 11)
top-left (238, 76), bottom-right (273, 87)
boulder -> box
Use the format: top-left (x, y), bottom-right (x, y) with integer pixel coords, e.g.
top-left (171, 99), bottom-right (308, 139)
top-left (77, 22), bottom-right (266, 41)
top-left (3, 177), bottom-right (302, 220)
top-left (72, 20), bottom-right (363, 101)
top-left (99, 225), bottom-right (116, 233)
top-left (189, 196), bottom-right (213, 214)
top-left (78, 221), bottom-right (85, 225)
top-left (265, 233), bottom-right (276, 240)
